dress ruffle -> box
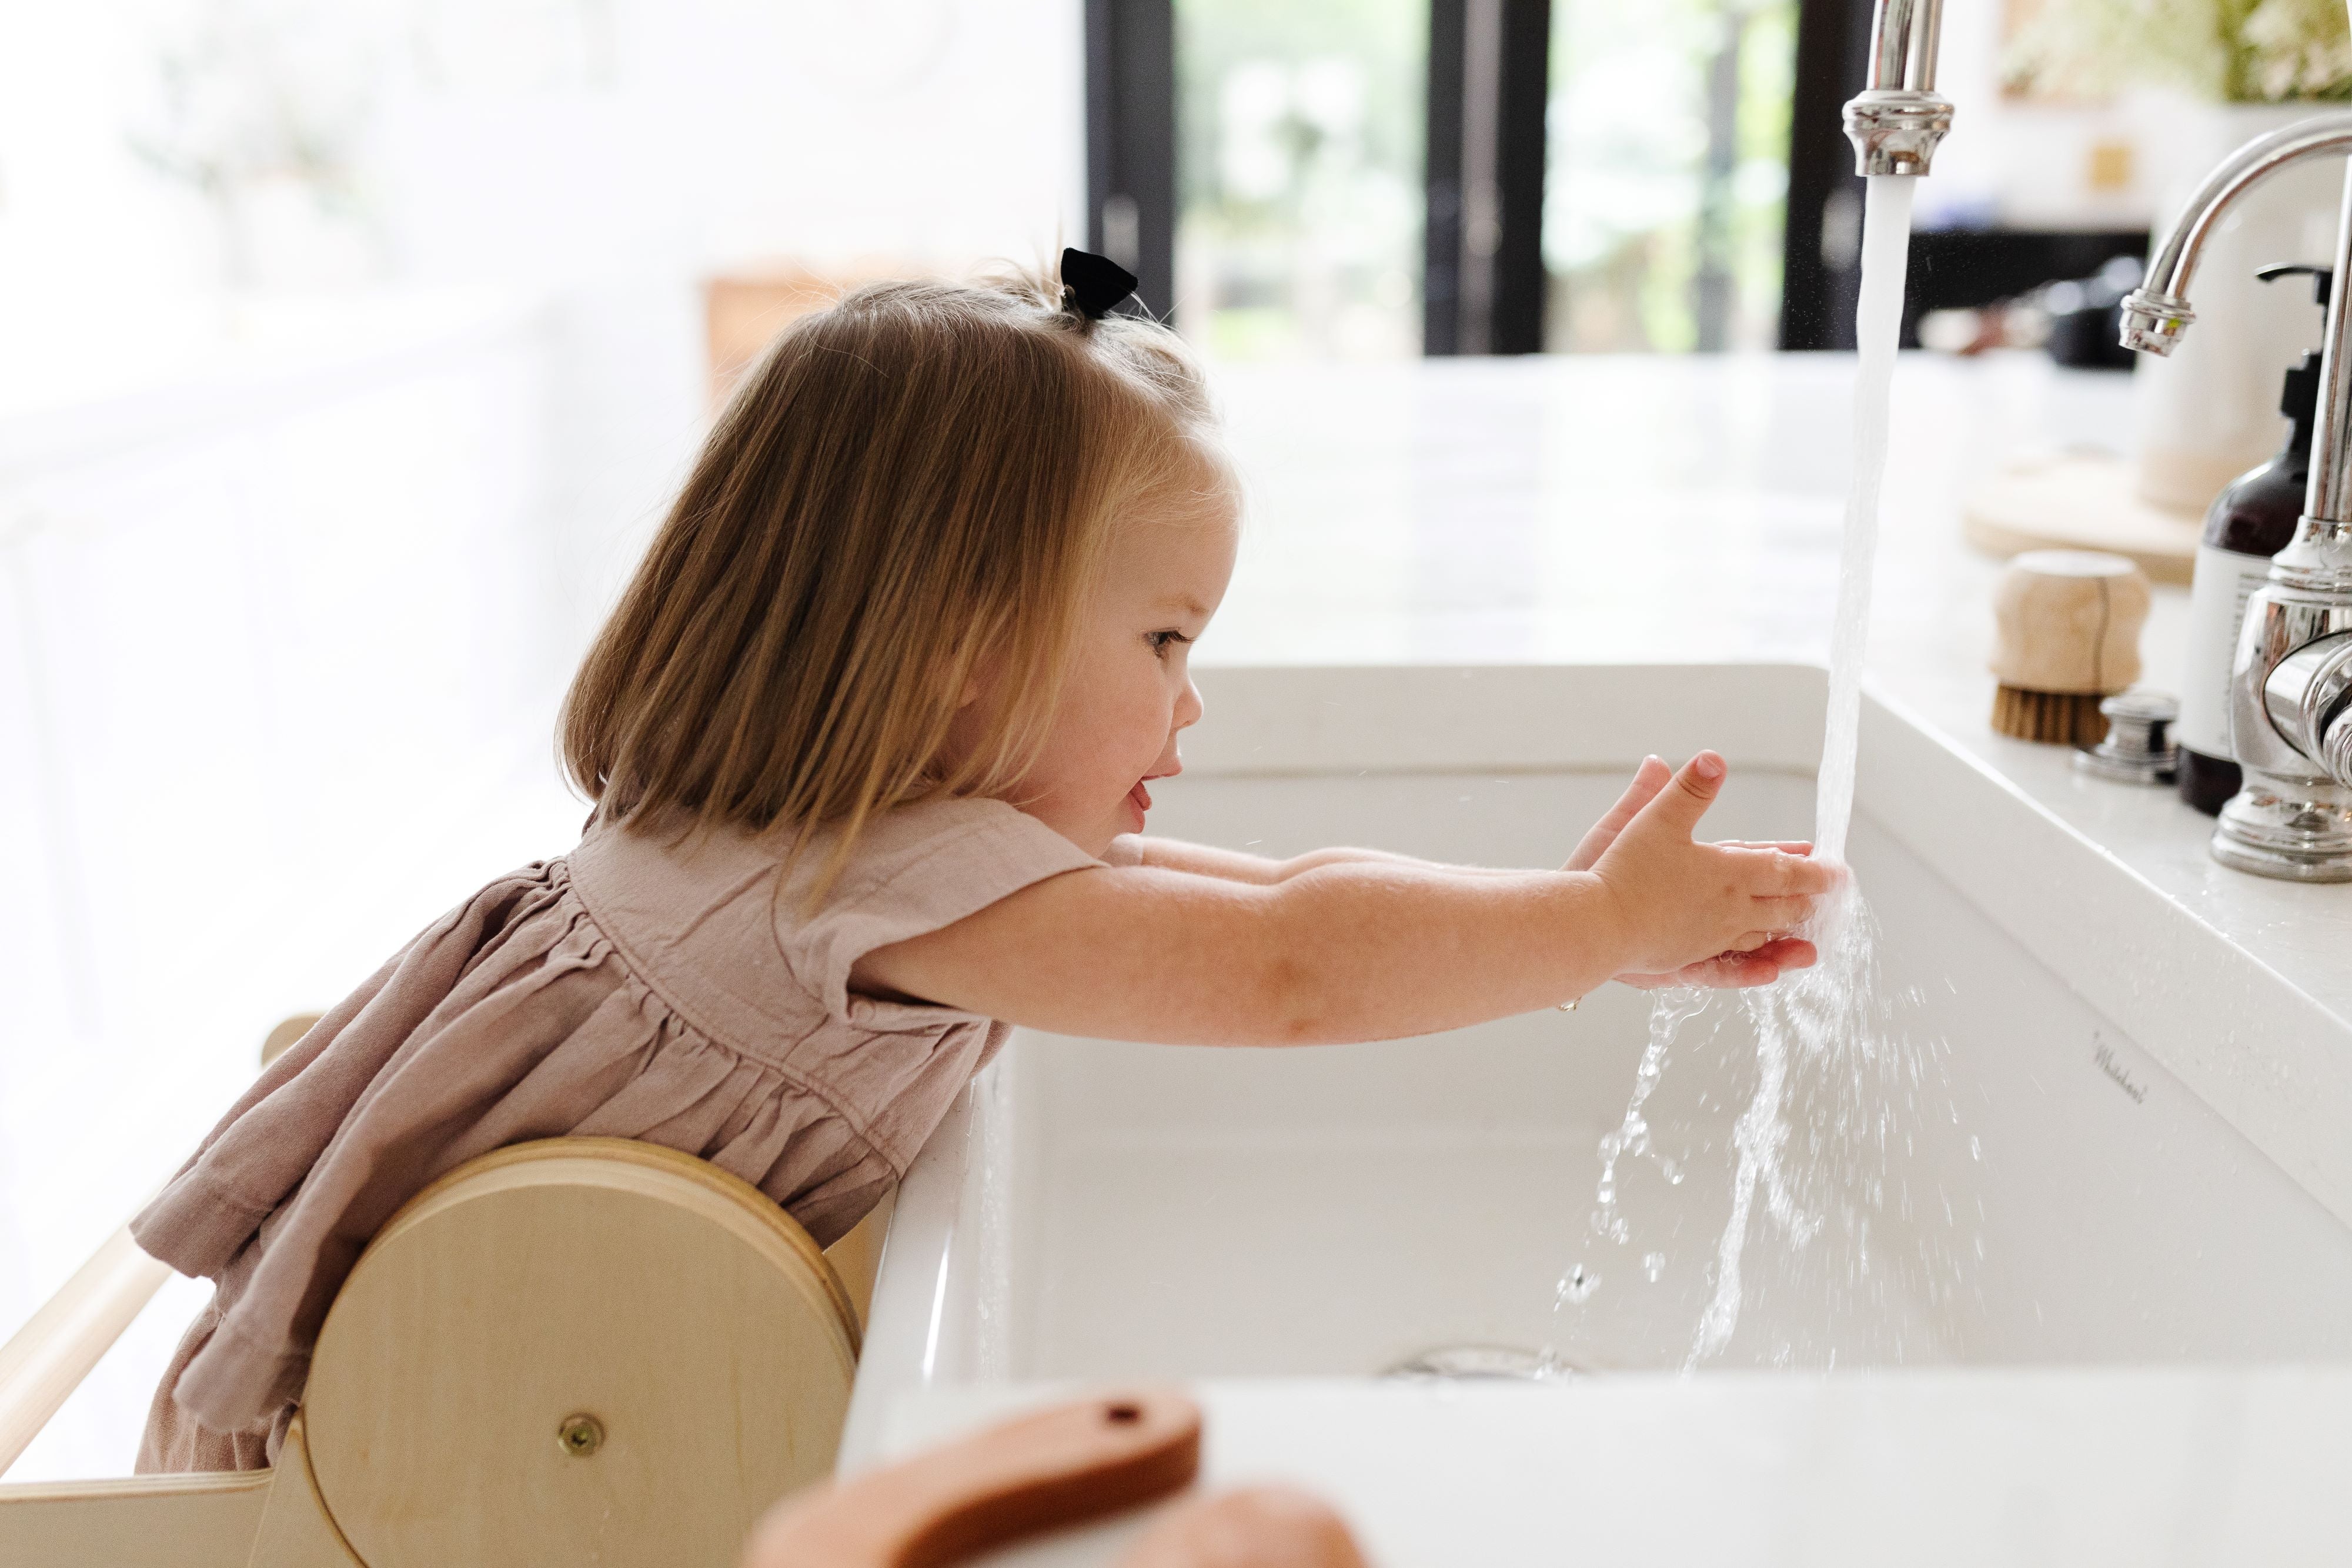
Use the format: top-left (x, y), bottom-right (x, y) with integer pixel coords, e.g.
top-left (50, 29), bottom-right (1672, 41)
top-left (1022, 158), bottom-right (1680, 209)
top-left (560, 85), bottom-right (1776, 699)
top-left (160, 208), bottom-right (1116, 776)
top-left (132, 860), bottom-right (893, 1457)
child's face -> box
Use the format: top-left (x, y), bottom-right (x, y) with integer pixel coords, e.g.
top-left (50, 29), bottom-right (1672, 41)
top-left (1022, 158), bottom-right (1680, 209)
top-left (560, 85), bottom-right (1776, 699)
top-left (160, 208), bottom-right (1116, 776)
top-left (982, 478), bottom-right (1240, 855)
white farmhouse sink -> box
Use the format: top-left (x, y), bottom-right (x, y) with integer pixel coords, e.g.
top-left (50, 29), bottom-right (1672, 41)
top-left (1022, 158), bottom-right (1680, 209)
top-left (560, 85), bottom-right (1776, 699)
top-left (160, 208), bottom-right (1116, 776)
top-left (843, 664), bottom-right (2352, 1474)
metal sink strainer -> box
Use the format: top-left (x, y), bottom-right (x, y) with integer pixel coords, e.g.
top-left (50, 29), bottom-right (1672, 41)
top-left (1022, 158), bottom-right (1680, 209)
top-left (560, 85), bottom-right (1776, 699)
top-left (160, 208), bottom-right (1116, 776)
top-left (1381, 1345), bottom-right (1583, 1382)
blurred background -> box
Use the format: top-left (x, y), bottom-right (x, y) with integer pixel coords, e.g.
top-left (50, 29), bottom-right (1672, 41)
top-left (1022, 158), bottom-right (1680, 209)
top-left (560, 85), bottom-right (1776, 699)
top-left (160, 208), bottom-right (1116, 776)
top-left (4, 0), bottom-right (2348, 1481)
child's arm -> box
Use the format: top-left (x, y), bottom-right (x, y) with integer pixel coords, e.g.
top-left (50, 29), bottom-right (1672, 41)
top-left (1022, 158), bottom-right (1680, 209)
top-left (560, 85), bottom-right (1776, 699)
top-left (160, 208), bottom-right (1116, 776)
top-left (1124, 753), bottom-right (1704, 885)
top-left (1122, 839), bottom-right (1506, 886)
top-left (856, 753), bottom-right (1833, 1047)
top-left (1126, 757), bottom-right (1813, 910)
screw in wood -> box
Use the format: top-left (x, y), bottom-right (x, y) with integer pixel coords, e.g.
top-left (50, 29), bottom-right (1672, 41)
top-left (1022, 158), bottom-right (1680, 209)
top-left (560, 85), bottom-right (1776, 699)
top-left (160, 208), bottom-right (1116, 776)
top-left (557, 1414), bottom-right (605, 1457)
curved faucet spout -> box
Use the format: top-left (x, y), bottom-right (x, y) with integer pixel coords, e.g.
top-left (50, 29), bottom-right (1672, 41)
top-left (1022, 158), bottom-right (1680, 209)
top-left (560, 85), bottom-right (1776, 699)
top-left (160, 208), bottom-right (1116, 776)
top-left (2119, 113), bottom-right (2352, 356)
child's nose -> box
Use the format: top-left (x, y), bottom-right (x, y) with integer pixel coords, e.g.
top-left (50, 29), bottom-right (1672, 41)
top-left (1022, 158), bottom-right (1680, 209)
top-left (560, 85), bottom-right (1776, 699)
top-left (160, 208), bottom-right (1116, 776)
top-left (1175, 677), bottom-right (1204, 731)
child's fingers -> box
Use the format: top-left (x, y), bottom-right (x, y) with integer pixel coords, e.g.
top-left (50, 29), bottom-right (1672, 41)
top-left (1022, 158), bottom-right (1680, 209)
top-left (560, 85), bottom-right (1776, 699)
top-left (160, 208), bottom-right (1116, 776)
top-left (1681, 951), bottom-right (1779, 987)
top-left (1635, 751), bottom-right (1727, 839)
top-left (1609, 755), bottom-right (1672, 817)
top-left (1565, 755), bottom-right (1672, 871)
top-left (1623, 937), bottom-right (1816, 992)
top-left (1722, 846), bottom-right (1839, 896)
top-left (1749, 894), bottom-right (1817, 927)
top-left (1682, 937), bottom-right (1819, 989)
top-left (1719, 840), bottom-right (1815, 855)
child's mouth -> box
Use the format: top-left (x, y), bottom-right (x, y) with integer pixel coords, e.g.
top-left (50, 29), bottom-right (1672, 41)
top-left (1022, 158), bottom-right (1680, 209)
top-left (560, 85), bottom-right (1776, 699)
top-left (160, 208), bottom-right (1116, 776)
top-left (1127, 780), bottom-right (1152, 818)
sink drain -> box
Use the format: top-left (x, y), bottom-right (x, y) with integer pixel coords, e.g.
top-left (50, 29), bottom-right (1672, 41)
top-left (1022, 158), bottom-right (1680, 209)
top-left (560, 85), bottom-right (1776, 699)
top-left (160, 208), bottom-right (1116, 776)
top-left (1381, 1345), bottom-right (1582, 1382)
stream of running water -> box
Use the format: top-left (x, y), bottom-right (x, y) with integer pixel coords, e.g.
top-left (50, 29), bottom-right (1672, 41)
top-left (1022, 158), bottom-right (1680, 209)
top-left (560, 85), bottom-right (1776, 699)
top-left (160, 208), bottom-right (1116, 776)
top-left (1685, 172), bottom-right (1917, 1363)
top-left (1557, 175), bottom-right (1969, 1370)
top-left (1811, 173), bottom-right (1915, 865)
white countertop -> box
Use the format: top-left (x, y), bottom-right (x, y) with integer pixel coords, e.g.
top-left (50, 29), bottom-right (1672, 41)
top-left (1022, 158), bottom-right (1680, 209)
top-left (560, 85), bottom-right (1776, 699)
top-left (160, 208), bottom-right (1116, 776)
top-left (1202, 350), bottom-right (2351, 1026)
top-left (878, 1373), bottom-right (2351, 1567)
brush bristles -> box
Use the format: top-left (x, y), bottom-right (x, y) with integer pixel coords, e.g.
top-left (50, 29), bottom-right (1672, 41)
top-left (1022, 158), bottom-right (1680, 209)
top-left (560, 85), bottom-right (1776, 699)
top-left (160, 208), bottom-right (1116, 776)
top-left (1992, 684), bottom-right (2109, 747)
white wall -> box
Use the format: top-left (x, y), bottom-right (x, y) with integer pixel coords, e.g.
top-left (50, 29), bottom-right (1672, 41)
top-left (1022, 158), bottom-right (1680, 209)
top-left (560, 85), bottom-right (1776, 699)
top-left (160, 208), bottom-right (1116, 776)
top-left (0, 302), bottom-right (580, 1481)
top-left (0, 0), bottom-right (1088, 634)
top-left (0, 1), bottom-right (1087, 292)
top-left (0, 0), bottom-right (1087, 1480)
top-left (356, 0), bottom-right (1093, 631)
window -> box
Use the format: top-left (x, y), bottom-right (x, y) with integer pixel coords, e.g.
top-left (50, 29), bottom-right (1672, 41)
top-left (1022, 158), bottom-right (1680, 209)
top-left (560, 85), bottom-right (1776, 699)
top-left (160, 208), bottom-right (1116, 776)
top-left (1544, 0), bottom-right (1797, 352)
top-left (1093, 0), bottom-right (1820, 357)
top-left (1172, 0), bottom-right (1427, 360)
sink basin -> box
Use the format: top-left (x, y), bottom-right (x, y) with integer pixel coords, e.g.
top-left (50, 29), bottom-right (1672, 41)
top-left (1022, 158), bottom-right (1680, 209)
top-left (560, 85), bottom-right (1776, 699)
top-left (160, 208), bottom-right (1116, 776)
top-left (843, 664), bottom-right (2352, 1466)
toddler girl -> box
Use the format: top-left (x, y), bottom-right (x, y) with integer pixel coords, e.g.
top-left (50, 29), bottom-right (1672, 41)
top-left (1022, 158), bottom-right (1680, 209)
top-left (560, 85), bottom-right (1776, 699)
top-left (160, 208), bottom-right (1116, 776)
top-left (132, 254), bottom-right (1829, 1472)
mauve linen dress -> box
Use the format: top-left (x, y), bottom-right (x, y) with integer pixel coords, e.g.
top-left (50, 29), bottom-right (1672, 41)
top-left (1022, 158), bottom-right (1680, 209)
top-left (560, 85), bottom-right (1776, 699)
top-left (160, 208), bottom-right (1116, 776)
top-left (131, 797), bottom-right (1115, 1472)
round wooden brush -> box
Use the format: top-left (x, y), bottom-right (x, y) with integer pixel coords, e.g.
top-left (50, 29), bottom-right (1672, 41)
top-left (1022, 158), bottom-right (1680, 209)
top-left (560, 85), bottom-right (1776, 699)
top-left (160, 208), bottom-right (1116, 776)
top-left (1990, 550), bottom-right (2150, 745)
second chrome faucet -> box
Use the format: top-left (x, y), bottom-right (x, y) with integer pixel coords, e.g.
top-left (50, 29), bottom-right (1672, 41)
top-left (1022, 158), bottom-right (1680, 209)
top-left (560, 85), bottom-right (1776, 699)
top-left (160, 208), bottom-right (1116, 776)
top-left (2122, 115), bottom-right (2352, 880)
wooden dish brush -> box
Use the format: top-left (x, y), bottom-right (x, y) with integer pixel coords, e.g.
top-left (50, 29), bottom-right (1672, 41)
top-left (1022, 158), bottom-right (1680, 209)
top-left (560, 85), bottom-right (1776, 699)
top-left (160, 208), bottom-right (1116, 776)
top-left (1990, 550), bottom-right (2151, 746)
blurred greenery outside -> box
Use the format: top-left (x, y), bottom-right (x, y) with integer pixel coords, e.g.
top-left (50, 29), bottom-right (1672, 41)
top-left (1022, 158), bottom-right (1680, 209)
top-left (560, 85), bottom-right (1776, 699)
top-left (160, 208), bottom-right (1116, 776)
top-left (1175, 0), bottom-right (1796, 361)
top-left (2003, 0), bottom-right (2352, 104)
top-left (1175, 0), bottom-right (1428, 361)
top-left (1544, 0), bottom-right (1795, 353)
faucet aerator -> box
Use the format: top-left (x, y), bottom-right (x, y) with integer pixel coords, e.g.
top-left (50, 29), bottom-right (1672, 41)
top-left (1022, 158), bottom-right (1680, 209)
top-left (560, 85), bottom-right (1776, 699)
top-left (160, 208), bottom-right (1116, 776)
top-left (1844, 1), bottom-right (1952, 178)
top-left (2117, 290), bottom-right (2193, 356)
top-left (1842, 89), bottom-right (1955, 178)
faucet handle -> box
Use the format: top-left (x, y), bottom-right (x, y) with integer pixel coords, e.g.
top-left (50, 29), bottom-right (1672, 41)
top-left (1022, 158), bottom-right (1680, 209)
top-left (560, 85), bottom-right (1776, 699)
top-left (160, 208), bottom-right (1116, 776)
top-left (2261, 630), bottom-right (2352, 783)
top-left (2256, 262), bottom-right (2333, 306)
top-left (2074, 690), bottom-right (2180, 785)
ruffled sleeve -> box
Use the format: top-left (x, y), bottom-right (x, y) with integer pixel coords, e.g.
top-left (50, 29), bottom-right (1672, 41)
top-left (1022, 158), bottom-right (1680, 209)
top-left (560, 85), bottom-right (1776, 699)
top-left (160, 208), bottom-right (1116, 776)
top-left (779, 797), bottom-right (1102, 1028)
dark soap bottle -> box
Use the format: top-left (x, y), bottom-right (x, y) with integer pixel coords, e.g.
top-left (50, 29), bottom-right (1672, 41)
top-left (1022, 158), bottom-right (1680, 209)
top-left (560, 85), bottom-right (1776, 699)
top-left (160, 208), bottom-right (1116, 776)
top-left (2176, 265), bottom-right (2326, 814)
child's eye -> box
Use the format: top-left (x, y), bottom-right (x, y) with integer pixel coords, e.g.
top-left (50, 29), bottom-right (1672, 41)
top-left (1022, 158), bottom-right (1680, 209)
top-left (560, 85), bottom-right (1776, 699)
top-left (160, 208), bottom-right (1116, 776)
top-left (1145, 629), bottom-right (1192, 657)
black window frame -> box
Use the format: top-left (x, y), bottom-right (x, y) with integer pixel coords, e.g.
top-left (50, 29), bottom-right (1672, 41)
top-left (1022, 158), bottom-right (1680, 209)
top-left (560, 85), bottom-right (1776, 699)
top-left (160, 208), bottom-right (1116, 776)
top-left (1085, 0), bottom-right (1178, 321)
top-left (1424, 0), bottom-right (1552, 355)
top-left (1087, 0), bottom-right (1895, 355)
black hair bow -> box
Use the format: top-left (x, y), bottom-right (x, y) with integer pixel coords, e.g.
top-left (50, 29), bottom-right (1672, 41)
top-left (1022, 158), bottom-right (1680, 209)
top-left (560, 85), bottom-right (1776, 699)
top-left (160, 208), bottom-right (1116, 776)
top-left (1061, 246), bottom-right (1138, 320)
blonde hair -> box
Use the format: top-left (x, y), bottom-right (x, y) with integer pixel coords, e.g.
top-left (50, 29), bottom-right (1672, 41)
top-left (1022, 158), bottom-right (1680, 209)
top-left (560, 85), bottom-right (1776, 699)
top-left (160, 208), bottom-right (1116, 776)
top-left (560, 264), bottom-right (1225, 889)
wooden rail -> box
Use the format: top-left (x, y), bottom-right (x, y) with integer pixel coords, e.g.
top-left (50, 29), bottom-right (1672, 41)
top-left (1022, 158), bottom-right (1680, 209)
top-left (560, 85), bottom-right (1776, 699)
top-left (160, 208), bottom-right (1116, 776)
top-left (0, 1226), bottom-right (172, 1476)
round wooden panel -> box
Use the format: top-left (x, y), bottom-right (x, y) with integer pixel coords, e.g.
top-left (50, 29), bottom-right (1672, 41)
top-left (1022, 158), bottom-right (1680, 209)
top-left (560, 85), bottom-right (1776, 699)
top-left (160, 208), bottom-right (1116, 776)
top-left (303, 1139), bottom-right (858, 1568)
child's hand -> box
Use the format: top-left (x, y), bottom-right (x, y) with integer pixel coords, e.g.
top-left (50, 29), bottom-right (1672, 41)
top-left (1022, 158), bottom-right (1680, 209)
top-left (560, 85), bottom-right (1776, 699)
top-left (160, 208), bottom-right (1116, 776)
top-left (1581, 752), bottom-right (1837, 988)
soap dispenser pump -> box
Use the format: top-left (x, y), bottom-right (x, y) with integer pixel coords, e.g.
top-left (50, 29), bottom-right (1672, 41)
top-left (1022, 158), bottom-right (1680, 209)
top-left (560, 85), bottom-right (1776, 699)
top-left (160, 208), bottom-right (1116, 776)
top-left (2176, 262), bottom-right (2328, 815)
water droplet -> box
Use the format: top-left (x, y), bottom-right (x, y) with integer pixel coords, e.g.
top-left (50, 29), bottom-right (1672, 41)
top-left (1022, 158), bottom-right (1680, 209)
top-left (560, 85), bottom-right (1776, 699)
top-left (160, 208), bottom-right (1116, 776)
top-left (1642, 1252), bottom-right (1666, 1283)
top-left (1556, 1264), bottom-right (1601, 1305)
top-left (1662, 1158), bottom-right (1685, 1185)
top-left (1968, 1135), bottom-right (1982, 1161)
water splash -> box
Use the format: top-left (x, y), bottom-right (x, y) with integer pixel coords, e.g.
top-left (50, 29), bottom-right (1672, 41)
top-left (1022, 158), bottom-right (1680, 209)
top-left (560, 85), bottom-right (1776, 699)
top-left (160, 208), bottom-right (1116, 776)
top-left (1691, 891), bottom-right (1867, 1365)
top-left (1591, 987), bottom-right (1706, 1245)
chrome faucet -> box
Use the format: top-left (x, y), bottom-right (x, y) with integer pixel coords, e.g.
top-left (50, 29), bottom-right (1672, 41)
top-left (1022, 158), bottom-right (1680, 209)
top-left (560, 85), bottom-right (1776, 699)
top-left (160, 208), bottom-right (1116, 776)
top-left (2122, 115), bottom-right (2352, 880)
top-left (1843, 0), bottom-right (1952, 177)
